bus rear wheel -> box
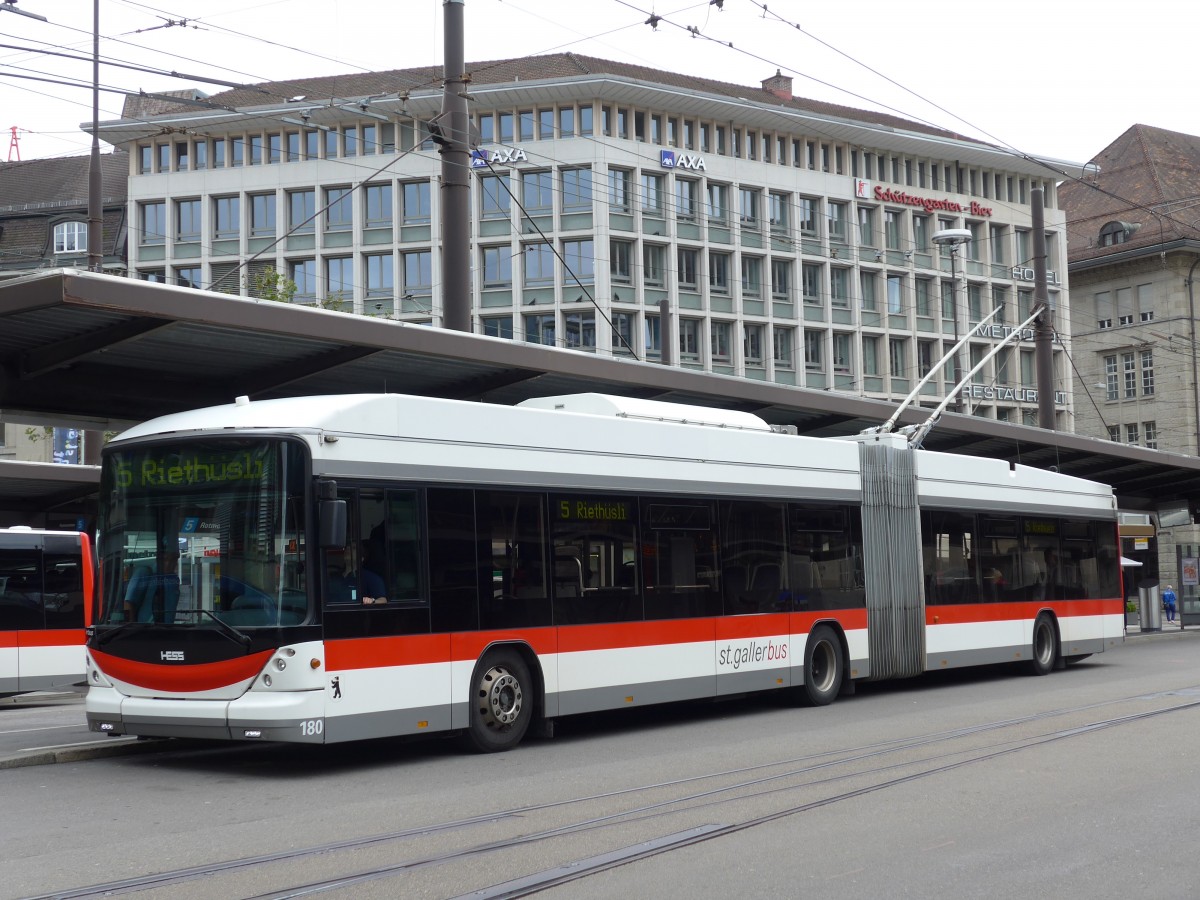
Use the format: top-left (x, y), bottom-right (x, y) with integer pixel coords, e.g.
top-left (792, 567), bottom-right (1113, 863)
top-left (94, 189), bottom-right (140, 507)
top-left (801, 625), bottom-right (843, 706)
top-left (1028, 614), bottom-right (1058, 676)
top-left (465, 649), bottom-right (532, 753)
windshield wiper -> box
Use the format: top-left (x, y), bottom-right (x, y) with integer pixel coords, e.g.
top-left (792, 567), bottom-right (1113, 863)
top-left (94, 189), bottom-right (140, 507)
top-left (200, 610), bottom-right (254, 652)
top-left (91, 621), bottom-right (151, 649)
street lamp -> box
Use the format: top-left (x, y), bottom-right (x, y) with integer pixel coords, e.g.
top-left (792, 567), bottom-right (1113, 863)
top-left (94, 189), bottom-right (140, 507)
top-left (932, 228), bottom-right (972, 412)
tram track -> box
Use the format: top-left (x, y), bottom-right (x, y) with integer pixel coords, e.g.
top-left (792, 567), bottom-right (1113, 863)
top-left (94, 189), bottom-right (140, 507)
top-left (32, 688), bottom-right (1200, 900)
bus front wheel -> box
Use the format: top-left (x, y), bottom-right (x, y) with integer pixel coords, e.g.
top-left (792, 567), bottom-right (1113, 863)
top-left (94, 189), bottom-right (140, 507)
top-left (465, 649), bottom-right (533, 753)
top-left (801, 625), bottom-right (844, 706)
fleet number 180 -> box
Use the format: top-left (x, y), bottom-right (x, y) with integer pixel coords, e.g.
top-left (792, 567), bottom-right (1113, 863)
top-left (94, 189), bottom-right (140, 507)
top-left (301, 719), bottom-right (324, 737)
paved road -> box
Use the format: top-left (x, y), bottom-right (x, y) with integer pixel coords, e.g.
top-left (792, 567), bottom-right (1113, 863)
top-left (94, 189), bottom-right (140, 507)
top-left (4, 629), bottom-right (1198, 899)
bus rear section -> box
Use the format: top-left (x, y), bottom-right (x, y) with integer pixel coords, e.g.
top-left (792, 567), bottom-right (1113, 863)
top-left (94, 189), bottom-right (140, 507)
top-left (0, 528), bottom-right (93, 696)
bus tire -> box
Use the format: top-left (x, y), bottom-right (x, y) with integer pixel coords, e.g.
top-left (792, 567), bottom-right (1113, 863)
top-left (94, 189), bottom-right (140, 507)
top-left (1028, 614), bottom-right (1058, 676)
top-left (465, 648), bottom-right (532, 753)
top-left (801, 625), bottom-right (843, 706)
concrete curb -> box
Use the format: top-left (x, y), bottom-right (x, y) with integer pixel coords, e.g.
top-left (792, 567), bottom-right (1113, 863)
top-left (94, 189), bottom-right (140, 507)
top-left (0, 737), bottom-right (172, 770)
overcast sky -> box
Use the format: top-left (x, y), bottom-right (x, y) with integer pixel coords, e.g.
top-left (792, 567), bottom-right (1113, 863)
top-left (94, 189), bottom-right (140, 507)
top-left (0, 0), bottom-right (1194, 173)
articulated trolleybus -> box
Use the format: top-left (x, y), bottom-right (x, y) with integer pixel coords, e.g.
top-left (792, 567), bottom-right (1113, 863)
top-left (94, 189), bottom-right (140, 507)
top-left (85, 393), bottom-right (1123, 751)
top-left (1, 526), bottom-right (94, 696)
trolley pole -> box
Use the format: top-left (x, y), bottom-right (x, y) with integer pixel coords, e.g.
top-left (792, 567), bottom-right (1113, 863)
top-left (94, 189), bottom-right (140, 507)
top-left (438, 0), bottom-right (471, 332)
top-left (1032, 188), bottom-right (1055, 430)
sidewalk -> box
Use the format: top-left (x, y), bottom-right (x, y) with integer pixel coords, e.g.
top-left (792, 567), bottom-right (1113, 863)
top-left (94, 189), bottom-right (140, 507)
top-left (1125, 620), bottom-right (1193, 636)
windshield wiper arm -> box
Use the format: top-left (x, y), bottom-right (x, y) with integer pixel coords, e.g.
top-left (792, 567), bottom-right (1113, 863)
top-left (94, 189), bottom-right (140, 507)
top-left (200, 610), bottom-right (254, 651)
top-left (91, 621), bottom-right (150, 649)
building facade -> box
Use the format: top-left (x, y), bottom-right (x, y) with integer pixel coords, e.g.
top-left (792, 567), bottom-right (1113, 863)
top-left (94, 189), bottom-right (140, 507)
top-left (1060, 124), bottom-right (1200, 457)
top-left (0, 152), bottom-right (127, 463)
top-left (99, 54), bottom-right (1075, 424)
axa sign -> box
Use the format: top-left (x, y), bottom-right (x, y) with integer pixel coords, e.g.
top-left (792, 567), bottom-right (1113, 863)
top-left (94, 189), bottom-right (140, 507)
top-left (661, 150), bottom-right (706, 171)
top-left (471, 147), bottom-right (528, 168)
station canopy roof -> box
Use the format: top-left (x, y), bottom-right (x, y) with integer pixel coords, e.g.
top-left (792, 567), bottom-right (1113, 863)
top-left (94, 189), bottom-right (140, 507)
top-left (3, 269), bottom-right (1200, 514)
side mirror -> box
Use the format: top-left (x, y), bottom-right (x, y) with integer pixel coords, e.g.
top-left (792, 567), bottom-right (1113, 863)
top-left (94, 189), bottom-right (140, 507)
top-left (319, 499), bottom-right (347, 550)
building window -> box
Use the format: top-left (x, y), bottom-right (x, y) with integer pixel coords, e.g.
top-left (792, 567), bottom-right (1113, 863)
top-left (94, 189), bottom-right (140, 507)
top-left (562, 168), bottom-right (592, 211)
top-left (1123, 352), bottom-right (1136, 398)
top-left (830, 268), bottom-right (849, 307)
top-left (885, 210), bottom-right (902, 251)
top-left (804, 330), bottom-right (823, 371)
top-left (325, 256), bottom-right (353, 306)
top-left (402, 182), bottom-right (431, 225)
top-left (1142, 349), bottom-right (1155, 396)
top-left (561, 239), bottom-right (594, 285)
top-left (172, 200), bottom-right (199, 244)
top-left (213, 196), bottom-right (240, 241)
top-left (365, 253), bottom-right (394, 300)
top-left (802, 263), bottom-right (821, 304)
top-left (364, 183), bottom-right (393, 228)
top-left (53, 221), bottom-right (88, 254)
top-left (711, 321), bottom-right (731, 362)
top-left (563, 312), bottom-right (595, 349)
top-left (287, 190), bottom-right (315, 235)
top-left (678, 248), bottom-right (699, 290)
top-left (522, 171), bottom-right (554, 214)
top-left (524, 243), bottom-right (555, 286)
top-left (707, 183), bottom-right (729, 225)
top-left (676, 178), bottom-right (698, 222)
top-left (799, 197), bottom-right (818, 235)
top-left (483, 316), bottom-right (514, 339)
top-left (709, 251), bottom-right (730, 294)
top-left (140, 201), bottom-right (166, 245)
top-left (289, 259), bottom-right (316, 302)
top-left (525, 313), bottom-right (556, 346)
top-left (1104, 354), bottom-right (1118, 401)
top-left (859, 271), bottom-right (876, 311)
top-left (773, 327), bottom-right (793, 369)
top-left (482, 246), bottom-right (512, 288)
top-left (480, 175), bottom-right (510, 220)
top-left (611, 311), bottom-right (635, 355)
top-left (771, 259), bottom-right (792, 301)
top-left (325, 188), bottom-right (352, 232)
top-left (887, 275), bottom-right (903, 314)
top-left (745, 324), bottom-right (764, 365)
top-left (641, 173), bottom-right (665, 217)
top-left (739, 187), bottom-right (760, 231)
top-left (833, 332), bottom-right (851, 372)
top-left (741, 256), bottom-right (762, 298)
top-left (1107, 425), bottom-right (1121, 443)
top-left (249, 193), bottom-right (276, 238)
top-left (1145, 421), bottom-right (1158, 450)
top-left (889, 337), bottom-right (908, 378)
top-left (174, 266), bottom-right (201, 289)
top-left (863, 335), bottom-right (879, 376)
top-left (915, 278), bottom-right (932, 317)
top-left (1099, 221), bottom-right (1133, 247)
top-left (918, 340), bottom-right (935, 377)
top-left (609, 169), bottom-right (633, 214)
top-left (559, 107), bottom-right (575, 138)
top-left (401, 250), bottom-right (432, 299)
top-left (858, 206), bottom-right (876, 247)
top-left (643, 244), bottom-right (666, 288)
top-left (679, 318), bottom-right (701, 360)
top-left (769, 191), bottom-right (789, 235)
top-left (611, 240), bottom-right (632, 283)
top-left (828, 202), bottom-right (847, 242)
top-left (1126, 423), bottom-right (1139, 445)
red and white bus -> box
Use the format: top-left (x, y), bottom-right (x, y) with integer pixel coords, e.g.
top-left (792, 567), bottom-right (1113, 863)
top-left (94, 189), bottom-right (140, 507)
top-left (84, 393), bottom-right (1123, 750)
top-left (1, 526), bottom-right (93, 696)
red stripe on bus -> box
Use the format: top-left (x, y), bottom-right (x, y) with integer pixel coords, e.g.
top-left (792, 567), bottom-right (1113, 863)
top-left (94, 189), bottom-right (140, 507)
top-left (18, 628), bottom-right (86, 648)
top-left (90, 648), bottom-right (274, 693)
top-left (927, 599), bottom-right (1121, 625)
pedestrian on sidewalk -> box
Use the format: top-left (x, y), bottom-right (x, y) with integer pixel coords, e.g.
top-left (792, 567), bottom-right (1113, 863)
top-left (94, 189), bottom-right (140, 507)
top-left (1163, 585), bottom-right (1178, 623)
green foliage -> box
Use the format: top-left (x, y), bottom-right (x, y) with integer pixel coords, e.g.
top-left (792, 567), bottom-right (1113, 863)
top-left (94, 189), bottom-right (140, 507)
top-left (251, 266), bottom-right (298, 304)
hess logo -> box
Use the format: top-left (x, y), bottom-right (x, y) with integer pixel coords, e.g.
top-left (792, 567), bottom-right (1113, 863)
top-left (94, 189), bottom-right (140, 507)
top-left (161, 650), bottom-right (185, 662)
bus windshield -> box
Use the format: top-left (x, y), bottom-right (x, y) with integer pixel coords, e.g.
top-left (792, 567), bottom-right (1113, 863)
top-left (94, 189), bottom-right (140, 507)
top-left (96, 438), bottom-right (309, 628)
